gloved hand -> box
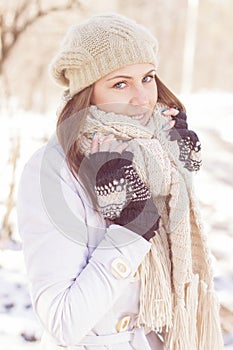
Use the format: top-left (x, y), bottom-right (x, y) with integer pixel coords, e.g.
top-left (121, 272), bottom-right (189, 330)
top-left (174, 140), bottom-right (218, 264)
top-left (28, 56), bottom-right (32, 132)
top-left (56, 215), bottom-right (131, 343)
top-left (96, 151), bottom-right (160, 241)
top-left (80, 149), bottom-right (160, 241)
top-left (162, 107), bottom-right (202, 171)
top-left (168, 109), bottom-right (200, 152)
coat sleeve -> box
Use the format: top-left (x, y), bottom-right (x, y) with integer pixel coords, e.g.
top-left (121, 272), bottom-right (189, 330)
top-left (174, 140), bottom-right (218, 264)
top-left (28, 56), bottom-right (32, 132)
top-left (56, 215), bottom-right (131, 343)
top-left (17, 144), bottom-right (151, 346)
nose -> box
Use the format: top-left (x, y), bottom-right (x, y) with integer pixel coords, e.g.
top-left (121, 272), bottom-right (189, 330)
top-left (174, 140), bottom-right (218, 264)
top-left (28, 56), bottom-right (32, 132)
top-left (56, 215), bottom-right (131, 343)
top-left (129, 85), bottom-right (149, 106)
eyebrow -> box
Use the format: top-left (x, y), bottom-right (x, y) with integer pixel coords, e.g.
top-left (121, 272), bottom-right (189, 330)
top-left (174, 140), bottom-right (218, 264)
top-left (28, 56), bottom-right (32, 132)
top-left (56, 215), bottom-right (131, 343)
top-left (106, 69), bottom-right (156, 81)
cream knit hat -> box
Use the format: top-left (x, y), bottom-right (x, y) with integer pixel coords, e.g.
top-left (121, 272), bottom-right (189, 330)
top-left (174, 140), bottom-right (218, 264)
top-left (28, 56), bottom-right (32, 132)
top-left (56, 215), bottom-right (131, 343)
top-left (49, 13), bottom-right (158, 97)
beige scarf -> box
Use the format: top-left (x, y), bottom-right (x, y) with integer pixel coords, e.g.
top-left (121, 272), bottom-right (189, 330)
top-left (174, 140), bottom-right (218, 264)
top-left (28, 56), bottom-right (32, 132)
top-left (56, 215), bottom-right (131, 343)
top-left (78, 103), bottom-right (223, 350)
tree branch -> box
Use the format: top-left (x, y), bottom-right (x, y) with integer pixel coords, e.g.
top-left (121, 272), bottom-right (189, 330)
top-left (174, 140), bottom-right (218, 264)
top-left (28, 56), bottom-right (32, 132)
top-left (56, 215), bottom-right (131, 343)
top-left (0, 0), bottom-right (82, 71)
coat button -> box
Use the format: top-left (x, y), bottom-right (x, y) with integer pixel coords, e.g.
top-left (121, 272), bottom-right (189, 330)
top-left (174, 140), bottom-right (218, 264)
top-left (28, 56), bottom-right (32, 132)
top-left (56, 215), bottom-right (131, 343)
top-left (110, 257), bottom-right (131, 279)
top-left (116, 315), bottom-right (132, 332)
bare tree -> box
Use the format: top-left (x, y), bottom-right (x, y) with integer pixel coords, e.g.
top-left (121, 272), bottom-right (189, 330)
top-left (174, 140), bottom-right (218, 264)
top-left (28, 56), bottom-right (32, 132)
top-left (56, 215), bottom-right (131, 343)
top-left (0, 0), bottom-right (83, 107)
top-left (0, 0), bottom-right (82, 74)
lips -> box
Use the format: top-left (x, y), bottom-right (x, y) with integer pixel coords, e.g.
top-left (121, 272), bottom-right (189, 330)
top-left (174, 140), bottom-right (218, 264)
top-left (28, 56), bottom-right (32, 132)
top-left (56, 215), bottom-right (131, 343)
top-left (130, 111), bottom-right (151, 125)
top-left (131, 114), bottom-right (145, 120)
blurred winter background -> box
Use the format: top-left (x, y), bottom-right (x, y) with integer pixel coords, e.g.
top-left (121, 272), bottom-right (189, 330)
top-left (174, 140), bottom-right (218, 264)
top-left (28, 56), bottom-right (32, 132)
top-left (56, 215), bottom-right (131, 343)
top-left (0, 0), bottom-right (233, 349)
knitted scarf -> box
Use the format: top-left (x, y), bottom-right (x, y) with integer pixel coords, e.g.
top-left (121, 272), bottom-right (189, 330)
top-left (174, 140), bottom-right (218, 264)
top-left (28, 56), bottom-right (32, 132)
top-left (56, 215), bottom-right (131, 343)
top-left (78, 103), bottom-right (223, 350)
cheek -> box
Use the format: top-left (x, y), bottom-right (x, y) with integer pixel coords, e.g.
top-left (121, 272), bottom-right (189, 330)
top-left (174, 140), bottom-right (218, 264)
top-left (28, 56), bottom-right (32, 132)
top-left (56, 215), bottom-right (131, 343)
top-left (91, 87), bottom-right (120, 106)
top-left (91, 86), bottom-right (103, 105)
top-left (90, 86), bottom-right (123, 113)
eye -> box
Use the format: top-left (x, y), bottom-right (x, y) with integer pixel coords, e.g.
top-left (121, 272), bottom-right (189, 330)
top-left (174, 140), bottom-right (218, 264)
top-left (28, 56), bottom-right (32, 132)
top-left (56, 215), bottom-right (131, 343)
top-left (113, 81), bottom-right (127, 89)
top-left (142, 75), bottom-right (155, 83)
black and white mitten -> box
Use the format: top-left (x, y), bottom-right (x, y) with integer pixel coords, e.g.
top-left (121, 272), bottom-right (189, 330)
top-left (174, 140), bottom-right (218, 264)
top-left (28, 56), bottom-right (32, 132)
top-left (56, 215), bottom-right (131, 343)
top-left (83, 150), bottom-right (160, 241)
top-left (168, 109), bottom-right (202, 171)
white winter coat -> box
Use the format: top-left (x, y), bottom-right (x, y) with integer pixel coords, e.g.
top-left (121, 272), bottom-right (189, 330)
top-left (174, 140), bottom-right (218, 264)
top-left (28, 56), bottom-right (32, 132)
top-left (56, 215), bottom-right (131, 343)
top-left (17, 138), bottom-right (164, 350)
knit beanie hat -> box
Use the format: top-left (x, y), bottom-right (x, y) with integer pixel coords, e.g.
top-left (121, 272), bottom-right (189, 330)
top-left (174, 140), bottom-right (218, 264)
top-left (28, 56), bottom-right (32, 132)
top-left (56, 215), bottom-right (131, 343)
top-left (49, 13), bottom-right (158, 97)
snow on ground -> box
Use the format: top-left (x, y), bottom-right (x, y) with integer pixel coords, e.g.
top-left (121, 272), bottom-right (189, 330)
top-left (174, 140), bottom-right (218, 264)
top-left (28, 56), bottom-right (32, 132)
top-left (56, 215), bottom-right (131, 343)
top-left (0, 251), bottom-right (42, 349)
top-left (0, 92), bottom-right (233, 349)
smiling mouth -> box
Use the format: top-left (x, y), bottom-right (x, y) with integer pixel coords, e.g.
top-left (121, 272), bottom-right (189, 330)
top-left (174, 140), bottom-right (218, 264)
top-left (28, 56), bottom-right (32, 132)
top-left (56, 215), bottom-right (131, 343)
top-left (131, 112), bottom-right (151, 121)
top-left (132, 114), bottom-right (145, 120)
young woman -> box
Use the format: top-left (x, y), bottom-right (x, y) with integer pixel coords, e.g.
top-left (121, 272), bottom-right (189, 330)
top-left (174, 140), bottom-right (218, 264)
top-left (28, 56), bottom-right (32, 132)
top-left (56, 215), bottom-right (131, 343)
top-left (17, 13), bottom-right (223, 350)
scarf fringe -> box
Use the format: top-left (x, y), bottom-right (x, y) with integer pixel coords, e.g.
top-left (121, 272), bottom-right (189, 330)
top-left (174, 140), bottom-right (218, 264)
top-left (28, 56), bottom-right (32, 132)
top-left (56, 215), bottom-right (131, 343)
top-left (197, 280), bottom-right (224, 350)
top-left (163, 276), bottom-right (224, 350)
top-left (186, 274), bottom-right (199, 349)
top-left (164, 275), bottom-right (198, 350)
top-left (136, 233), bottom-right (172, 332)
top-left (165, 299), bottom-right (189, 350)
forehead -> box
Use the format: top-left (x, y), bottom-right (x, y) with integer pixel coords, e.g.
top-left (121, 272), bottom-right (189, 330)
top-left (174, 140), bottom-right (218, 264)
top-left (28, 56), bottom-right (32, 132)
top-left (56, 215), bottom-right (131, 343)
top-left (103, 63), bottom-right (155, 80)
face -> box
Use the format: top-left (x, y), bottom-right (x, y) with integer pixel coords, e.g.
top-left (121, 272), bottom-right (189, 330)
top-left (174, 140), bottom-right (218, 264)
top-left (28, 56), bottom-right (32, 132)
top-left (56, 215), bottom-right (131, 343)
top-left (91, 63), bottom-right (158, 126)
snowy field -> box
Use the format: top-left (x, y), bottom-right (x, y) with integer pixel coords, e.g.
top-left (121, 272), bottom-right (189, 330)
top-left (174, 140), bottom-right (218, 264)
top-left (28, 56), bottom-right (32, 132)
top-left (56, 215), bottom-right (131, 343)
top-left (0, 92), bottom-right (233, 349)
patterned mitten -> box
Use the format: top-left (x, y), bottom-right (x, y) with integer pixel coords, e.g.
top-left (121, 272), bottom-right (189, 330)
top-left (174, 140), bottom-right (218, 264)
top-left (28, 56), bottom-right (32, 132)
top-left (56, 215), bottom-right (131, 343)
top-left (87, 151), bottom-right (160, 241)
top-left (169, 109), bottom-right (202, 171)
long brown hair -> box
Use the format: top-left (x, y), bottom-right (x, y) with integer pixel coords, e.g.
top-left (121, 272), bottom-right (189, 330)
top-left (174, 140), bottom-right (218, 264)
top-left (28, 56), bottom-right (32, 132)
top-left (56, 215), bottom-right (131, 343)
top-left (155, 75), bottom-right (185, 112)
top-left (57, 85), bottom-right (93, 178)
top-left (57, 74), bottom-right (185, 178)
